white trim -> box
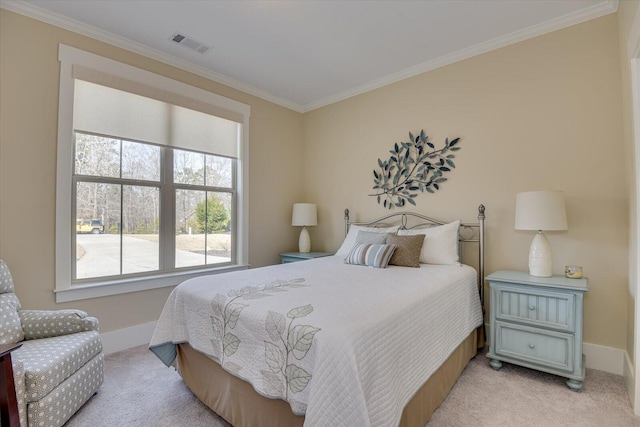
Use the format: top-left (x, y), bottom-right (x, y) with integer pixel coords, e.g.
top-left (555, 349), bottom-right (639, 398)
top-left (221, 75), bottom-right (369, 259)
top-left (629, 51), bottom-right (640, 415)
top-left (58, 44), bottom-right (250, 118)
top-left (0, 0), bottom-right (618, 113)
top-left (55, 44), bottom-right (250, 300)
top-left (583, 342), bottom-right (624, 375)
top-left (101, 321), bottom-right (157, 355)
top-left (55, 264), bottom-right (249, 303)
top-left (55, 49), bottom-right (75, 292)
top-left (237, 125), bottom-right (250, 266)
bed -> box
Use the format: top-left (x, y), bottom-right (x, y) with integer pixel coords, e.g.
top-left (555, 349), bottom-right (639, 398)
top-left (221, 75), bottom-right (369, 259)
top-left (150, 205), bottom-right (486, 427)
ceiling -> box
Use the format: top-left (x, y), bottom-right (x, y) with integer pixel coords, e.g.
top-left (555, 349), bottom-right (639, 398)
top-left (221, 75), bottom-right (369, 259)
top-left (2, 0), bottom-right (618, 112)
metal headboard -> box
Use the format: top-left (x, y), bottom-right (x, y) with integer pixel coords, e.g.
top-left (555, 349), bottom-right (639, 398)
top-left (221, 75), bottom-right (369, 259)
top-left (344, 205), bottom-right (486, 306)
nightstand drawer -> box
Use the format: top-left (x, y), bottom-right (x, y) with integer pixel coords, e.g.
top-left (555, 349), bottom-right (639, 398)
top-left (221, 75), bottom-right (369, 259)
top-left (495, 321), bottom-right (574, 372)
top-left (494, 285), bottom-right (575, 332)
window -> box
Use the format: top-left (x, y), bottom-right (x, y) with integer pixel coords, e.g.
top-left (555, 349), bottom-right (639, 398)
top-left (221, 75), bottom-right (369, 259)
top-left (56, 45), bottom-right (250, 302)
top-left (74, 133), bottom-right (236, 280)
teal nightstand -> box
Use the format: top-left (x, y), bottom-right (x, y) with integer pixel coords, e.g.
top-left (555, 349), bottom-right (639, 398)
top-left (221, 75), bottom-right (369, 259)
top-left (486, 270), bottom-right (588, 391)
top-left (280, 252), bottom-right (333, 264)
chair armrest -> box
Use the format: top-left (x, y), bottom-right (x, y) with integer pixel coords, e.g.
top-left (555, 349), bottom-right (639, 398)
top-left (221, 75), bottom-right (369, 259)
top-left (19, 309), bottom-right (99, 339)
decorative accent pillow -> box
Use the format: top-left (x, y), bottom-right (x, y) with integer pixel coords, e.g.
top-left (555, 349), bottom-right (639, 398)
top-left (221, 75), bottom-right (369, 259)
top-left (355, 230), bottom-right (388, 245)
top-left (0, 293), bottom-right (24, 344)
top-left (398, 220), bottom-right (460, 265)
top-left (387, 234), bottom-right (425, 268)
top-left (344, 243), bottom-right (397, 268)
top-left (336, 225), bottom-right (399, 256)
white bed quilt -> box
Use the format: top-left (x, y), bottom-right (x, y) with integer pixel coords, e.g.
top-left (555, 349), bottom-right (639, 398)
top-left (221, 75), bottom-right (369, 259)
top-left (149, 256), bottom-right (483, 427)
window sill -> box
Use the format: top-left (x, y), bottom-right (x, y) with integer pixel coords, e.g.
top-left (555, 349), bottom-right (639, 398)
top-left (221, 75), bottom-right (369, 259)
top-left (55, 264), bottom-right (250, 303)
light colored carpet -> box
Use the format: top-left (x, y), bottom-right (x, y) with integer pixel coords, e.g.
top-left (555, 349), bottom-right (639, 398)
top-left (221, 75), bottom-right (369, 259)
top-left (65, 345), bottom-right (640, 426)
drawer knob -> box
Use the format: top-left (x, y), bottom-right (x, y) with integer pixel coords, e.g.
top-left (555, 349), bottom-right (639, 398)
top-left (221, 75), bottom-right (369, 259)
top-left (529, 305), bottom-right (536, 311)
top-left (528, 343), bottom-right (535, 349)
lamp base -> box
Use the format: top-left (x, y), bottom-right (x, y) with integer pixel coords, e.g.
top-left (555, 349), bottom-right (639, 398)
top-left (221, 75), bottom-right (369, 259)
top-left (528, 231), bottom-right (552, 277)
top-left (298, 227), bottom-right (311, 253)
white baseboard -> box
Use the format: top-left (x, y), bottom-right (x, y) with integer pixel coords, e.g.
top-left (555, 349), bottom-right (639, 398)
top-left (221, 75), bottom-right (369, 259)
top-left (583, 342), bottom-right (624, 375)
top-left (484, 323), bottom-right (624, 375)
top-left (100, 321), bottom-right (157, 355)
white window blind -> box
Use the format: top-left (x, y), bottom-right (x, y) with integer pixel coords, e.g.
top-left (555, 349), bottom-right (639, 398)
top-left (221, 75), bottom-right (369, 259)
top-left (73, 79), bottom-right (240, 158)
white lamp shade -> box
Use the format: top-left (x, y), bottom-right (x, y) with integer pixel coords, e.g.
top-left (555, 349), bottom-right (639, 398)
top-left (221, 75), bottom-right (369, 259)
top-left (292, 203), bottom-right (317, 227)
top-left (515, 191), bottom-right (568, 231)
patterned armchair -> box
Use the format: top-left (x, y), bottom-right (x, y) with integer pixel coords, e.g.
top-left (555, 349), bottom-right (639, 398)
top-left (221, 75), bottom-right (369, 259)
top-left (0, 260), bottom-right (104, 427)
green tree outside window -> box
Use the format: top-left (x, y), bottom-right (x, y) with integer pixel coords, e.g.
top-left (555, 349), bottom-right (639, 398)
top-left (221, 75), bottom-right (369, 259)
top-left (196, 194), bottom-right (231, 233)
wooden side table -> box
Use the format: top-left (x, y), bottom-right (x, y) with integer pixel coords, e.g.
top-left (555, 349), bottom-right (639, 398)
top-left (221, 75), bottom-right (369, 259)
top-left (1, 342), bottom-right (22, 427)
top-left (280, 252), bottom-right (333, 264)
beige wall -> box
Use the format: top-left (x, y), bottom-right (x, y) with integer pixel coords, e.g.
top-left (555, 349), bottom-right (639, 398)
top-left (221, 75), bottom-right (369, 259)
top-left (303, 15), bottom-right (628, 349)
top-left (0, 10), bottom-right (304, 333)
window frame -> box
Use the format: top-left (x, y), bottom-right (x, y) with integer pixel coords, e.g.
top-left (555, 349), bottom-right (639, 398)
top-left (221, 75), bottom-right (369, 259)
top-left (55, 45), bottom-right (250, 303)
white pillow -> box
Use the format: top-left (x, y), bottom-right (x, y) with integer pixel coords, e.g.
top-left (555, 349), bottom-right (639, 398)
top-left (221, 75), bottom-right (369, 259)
top-left (398, 220), bottom-right (460, 265)
top-left (336, 225), bottom-right (400, 256)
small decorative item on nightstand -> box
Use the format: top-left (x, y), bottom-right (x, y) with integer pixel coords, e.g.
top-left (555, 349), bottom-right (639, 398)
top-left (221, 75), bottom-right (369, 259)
top-left (565, 265), bottom-right (583, 279)
top-left (280, 252), bottom-right (333, 264)
top-left (486, 270), bottom-right (588, 391)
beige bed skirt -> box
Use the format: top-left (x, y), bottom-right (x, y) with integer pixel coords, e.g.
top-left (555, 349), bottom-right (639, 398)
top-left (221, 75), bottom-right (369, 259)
top-left (176, 328), bottom-right (480, 427)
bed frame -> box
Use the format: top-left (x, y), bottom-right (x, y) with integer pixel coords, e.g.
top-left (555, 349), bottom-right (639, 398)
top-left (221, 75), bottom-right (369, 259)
top-left (344, 204), bottom-right (486, 305)
top-left (175, 205), bottom-right (487, 427)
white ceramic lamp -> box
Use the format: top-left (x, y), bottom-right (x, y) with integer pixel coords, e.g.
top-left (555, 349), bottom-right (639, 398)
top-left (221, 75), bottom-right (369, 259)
top-left (515, 191), bottom-right (568, 277)
top-left (292, 203), bottom-right (317, 253)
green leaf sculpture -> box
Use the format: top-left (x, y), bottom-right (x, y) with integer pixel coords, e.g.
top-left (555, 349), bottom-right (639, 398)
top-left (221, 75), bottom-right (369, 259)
top-left (370, 130), bottom-right (461, 209)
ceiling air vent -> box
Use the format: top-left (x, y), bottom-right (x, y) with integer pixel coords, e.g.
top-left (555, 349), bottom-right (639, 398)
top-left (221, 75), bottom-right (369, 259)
top-left (170, 33), bottom-right (211, 54)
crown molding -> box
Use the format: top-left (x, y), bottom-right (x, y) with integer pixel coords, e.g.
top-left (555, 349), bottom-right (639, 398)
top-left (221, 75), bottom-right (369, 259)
top-left (2, 0), bottom-right (618, 114)
top-left (300, 0), bottom-right (619, 112)
top-left (0, 0), bottom-right (305, 113)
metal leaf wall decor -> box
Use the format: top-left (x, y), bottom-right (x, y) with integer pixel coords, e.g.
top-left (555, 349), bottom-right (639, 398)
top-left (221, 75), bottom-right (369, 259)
top-left (370, 130), bottom-right (461, 209)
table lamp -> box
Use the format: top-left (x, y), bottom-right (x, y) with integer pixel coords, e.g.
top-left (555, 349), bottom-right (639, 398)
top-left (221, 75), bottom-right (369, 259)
top-left (515, 191), bottom-right (568, 277)
top-left (292, 203), bottom-right (317, 253)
